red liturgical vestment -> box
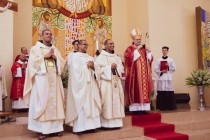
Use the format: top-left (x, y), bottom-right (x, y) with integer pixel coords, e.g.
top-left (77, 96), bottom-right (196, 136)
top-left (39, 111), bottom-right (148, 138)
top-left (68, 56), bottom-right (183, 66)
top-left (124, 45), bottom-right (154, 105)
top-left (10, 60), bottom-right (27, 100)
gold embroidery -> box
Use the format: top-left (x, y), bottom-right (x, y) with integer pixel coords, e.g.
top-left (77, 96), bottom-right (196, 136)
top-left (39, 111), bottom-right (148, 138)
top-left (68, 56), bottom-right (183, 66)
top-left (106, 55), bottom-right (123, 118)
top-left (45, 59), bottom-right (55, 67)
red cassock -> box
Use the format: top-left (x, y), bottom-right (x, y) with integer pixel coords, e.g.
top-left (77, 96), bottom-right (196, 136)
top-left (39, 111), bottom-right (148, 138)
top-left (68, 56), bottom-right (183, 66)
top-left (14, 55), bottom-right (20, 62)
top-left (10, 61), bottom-right (27, 100)
top-left (124, 45), bottom-right (154, 105)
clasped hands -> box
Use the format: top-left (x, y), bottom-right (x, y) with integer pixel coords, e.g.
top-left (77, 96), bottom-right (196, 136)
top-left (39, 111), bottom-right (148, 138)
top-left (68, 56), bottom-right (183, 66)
top-left (87, 61), bottom-right (95, 70)
top-left (161, 63), bottom-right (169, 73)
top-left (161, 70), bottom-right (168, 73)
top-left (44, 49), bottom-right (57, 60)
top-left (87, 62), bottom-right (117, 71)
top-left (21, 64), bottom-right (27, 69)
top-left (111, 63), bottom-right (117, 70)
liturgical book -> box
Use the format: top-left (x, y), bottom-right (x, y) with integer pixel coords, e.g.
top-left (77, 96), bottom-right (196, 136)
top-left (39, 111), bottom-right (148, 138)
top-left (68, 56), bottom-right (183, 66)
top-left (160, 61), bottom-right (168, 71)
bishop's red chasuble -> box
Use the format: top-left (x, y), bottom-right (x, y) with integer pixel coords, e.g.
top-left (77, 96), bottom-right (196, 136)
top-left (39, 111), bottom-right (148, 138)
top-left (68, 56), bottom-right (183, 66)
top-left (124, 45), bottom-right (154, 105)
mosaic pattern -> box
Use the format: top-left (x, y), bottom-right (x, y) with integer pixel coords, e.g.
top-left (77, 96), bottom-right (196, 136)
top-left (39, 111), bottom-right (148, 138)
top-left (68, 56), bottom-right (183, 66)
top-left (200, 9), bottom-right (210, 68)
top-left (32, 0), bottom-right (112, 58)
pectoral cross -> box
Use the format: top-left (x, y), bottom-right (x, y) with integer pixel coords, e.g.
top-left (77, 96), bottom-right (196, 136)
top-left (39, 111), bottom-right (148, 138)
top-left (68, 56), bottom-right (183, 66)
top-left (0, 0), bottom-right (18, 12)
top-left (114, 83), bottom-right (117, 88)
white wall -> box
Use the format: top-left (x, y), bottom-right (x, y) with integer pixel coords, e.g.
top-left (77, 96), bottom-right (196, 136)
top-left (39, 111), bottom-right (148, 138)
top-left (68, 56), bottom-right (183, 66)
top-left (0, 7), bottom-right (13, 111)
top-left (112, 0), bottom-right (128, 59)
top-left (13, 0), bottom-right (32, 58)
top-left (127, 0), bottom-right (149, 45)
top-left (148, 0), bottom-right (210, 108)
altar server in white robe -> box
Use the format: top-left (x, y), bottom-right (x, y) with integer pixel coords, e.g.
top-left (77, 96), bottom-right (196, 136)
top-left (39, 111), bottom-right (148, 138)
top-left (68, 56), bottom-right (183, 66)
top-left (65, 39), bottom-right (101, 133)
top-left (23, 29), bottom-right (66, 139)
top-left (95, 39), bottom-right (125, 128)
top-left (155, 46), bottom-right (177, 111)
top-left (0, 65), bottom-right (7, 111)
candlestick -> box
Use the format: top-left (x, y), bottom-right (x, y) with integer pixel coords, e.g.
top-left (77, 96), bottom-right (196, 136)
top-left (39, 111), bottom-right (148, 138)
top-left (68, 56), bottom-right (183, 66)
top-left (96, 40), bottom-right (99, 50)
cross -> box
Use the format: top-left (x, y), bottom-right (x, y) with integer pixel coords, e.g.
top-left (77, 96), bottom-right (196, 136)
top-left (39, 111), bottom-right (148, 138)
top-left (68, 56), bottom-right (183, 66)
top-left (0, 0), bottom-right (18, 12)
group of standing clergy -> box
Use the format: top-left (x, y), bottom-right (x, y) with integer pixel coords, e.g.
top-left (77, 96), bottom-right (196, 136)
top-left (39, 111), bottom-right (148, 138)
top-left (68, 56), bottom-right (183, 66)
top-left (65, 39), bottom-right (125, 133)
top-left (22, 29), bottom-right (125, 139)
top-left (19, 27), bottom-right (176, 140)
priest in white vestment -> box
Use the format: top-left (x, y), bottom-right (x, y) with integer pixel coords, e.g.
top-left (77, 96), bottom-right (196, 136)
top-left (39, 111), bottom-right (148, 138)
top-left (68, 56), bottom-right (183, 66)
top-left (65, 40), bottom-right (101, 133)
top-left (95, 39), bottom-right (125, 128)
top-left (155, 46), bottom-right (176, 110)
top-left (23, 29), bottom-right (66, 139)
top-left (0, 65), bottom-right (7, 111)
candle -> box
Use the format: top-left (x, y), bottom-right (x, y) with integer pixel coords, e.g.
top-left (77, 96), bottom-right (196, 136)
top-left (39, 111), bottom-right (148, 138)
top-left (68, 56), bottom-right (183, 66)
top-left (96, 40), bottom-right (99, 50)
top-left (74, 0), bottom-right (76, 12)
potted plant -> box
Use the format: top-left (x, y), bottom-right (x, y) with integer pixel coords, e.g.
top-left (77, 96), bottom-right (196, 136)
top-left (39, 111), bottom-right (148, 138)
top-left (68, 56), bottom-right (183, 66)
top-left (61, 68), bottom-right (69, 102)
top-left (61, 69), bottom-right (69, 89)
top-left (150, 91), bottom-right (156, 111)
top-left (185, 69), bottom-right (210, 111)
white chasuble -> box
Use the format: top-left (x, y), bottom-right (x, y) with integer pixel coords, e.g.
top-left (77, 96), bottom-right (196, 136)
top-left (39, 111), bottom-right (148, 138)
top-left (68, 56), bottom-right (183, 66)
top-left (96, 50), bottom-right (125, 128)
top-left (65, 52), bottom-right (101, 132)
top-left (23, 41), bottom-right (66, 134)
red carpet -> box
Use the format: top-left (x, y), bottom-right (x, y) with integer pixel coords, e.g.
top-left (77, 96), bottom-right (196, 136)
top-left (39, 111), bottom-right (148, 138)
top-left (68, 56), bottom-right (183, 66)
top-left (132, 113), bottom-right (189, 140)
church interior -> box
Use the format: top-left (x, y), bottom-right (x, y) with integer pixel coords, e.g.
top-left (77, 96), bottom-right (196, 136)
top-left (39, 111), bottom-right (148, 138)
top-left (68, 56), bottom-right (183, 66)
top-left (1, 0), bottom-right (210, 139)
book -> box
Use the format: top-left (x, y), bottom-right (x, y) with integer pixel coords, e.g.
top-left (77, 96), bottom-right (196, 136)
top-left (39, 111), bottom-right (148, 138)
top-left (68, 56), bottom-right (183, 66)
top-left (15, 67), bottom-right (22, 77)
top-left (160, 61), bottom-right (168, 71)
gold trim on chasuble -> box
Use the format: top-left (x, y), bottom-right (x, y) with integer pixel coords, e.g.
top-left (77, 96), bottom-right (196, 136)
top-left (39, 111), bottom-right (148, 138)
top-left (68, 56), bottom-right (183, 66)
top-left (106, 56), bottom-right (123, 118)
top-left (44, 59), bottom-right (58, 120)
top-left (136, 50), bottom-right (150, 103)
top-left (16, 78), bottom-right (23, 98)
top-left (45, 59), bottom-right (55, 67)
top-left (38, 47), bottom-right (60, 121)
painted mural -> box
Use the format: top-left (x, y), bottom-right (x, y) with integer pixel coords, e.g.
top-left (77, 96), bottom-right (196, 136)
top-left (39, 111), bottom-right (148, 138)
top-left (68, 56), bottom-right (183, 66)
top-left (201, 9), bottom-right (210, 68)
top-left (196, 7), bottom-right (210, 68)
top-left (32, 0), bottom-right (112, 57)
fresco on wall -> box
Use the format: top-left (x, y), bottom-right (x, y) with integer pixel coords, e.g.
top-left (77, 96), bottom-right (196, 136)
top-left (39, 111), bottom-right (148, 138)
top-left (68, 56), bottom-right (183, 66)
top-left (32, 0), bottom-right (112, 57)
top-left (196, 7), bottom-right (210, 69)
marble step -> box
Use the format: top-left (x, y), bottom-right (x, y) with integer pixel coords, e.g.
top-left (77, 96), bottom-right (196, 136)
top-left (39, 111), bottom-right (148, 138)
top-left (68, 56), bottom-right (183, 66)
top-left (179, 129), bottom-right (210, 140)
top-left (117, 136), bottom-right (155, 140)
top-left (0, 116), bottom-right (144, 139)
top-left (0, 112), bottom-right (13, 117)
top-left (0, 126), bottom-right (144, 140)
top-left (167, 119), bottom-right (210, 132)
top-left (161, 109), bottom-right (210, 132)
top-left (0, 135), bottom-right (155, 140)
top-left (161, 109), bottom-right (210, 123)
